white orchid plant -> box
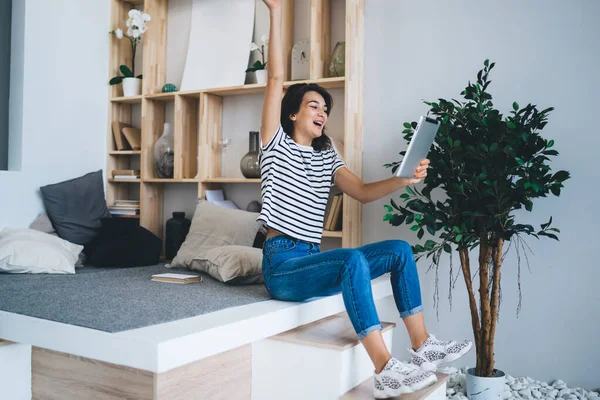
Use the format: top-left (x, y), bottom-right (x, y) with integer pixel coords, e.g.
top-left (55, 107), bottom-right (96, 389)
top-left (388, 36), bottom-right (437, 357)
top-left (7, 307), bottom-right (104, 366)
top-left (109, 9), bottom-right (151, 85)
top-left (245, 34), bottom-right (269, 72)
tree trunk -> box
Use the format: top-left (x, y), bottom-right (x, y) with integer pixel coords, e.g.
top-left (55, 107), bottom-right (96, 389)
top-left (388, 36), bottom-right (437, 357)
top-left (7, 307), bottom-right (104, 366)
top-left (458, 246), bottom-right (482, 371)
top-left (487, 237), bottom-right (504, 376)
top-left (478, 231), bottom-right (493, 377)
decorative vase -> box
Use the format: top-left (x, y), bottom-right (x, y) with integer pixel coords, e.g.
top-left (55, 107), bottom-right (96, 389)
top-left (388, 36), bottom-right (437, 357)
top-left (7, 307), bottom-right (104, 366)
top-left (153, 122), bottom-right (174, 178)
top-left (165, 212), bottom-right (191, 260)
top-left (328, 41), bottom-right (346, 77)
top-left (240, 131), bottom-right (261, 178)
top-left (255, 69), bottom-right (267, 84)
top-left (465, 368), bottom-right (506, 400)
top-left (123, 77), bottom-right (142, 96)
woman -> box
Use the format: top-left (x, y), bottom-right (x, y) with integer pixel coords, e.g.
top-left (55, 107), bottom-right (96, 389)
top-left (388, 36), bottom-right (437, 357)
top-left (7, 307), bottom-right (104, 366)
top-left (258, 1), bottom-right (472, 398)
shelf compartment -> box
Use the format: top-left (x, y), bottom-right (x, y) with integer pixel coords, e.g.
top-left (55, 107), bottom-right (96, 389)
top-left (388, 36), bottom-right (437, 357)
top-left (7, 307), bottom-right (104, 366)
top-left (201, 178), bottom-right (260, 184)
top-left (109, 150), bottom-right (142, 155)
top-left (145, 92), bottom-right (176, 102)
top-left (143, 179), bottom-right (198, 183)
top-left (174, 95), bottom-right (199, 179)
top-left (323, 230), bottom-right (343, 238)
top-left (108, 179), bottom-right (141, 183)
top-left (110, 95), bottom-right (143, 104)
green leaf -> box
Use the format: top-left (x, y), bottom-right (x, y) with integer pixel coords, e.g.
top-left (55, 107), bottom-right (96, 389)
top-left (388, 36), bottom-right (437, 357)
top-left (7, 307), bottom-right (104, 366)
top-left (383, 214), bottom-right (392, 221)
top-left (454, 140), bottom-right (461, 148)
top-left (425, 240), bottom-right (436, 250)
top-left (552, 170), bottom-right (570, 182)
top-left (390, 199), bottom-right (401, 211)
top-left (109, 76), bottom-right (123, 85)
top-left (455, 234), bottom-right (463, 242)
top-left (490, 142), bottom-right (498, 152)
top-left (400, 193), bottom-right (410, 200)
top-left (525, 200), bottom-right (533, 211)
top-left (406, 186), bottom-right (415, 195)
top-left (410, 225), bottom-right (420, 231)
top-left (384, 205), bottom-right (393, 212)
top-left (427, 225), bottom-right (436, 236)
top-left (406, 214), bottom-right (414, 224)
top-left (524, 182), bottom-right (532, 190)
top-left (453, 226), bottom-right (461, 233)
top-left (417, 228), bottom-right (424, 239)
top-left (443, 243), bottom-right (452, 253)
top-left (403, 122), bottom-right (411, 129)
top-left (550, 186), bottom-right (561, 196)
top-left (136, 74), bottom-right (143, 79)
top-left (513, 101), bottom-right (519, 111)
top-left (541, 216), bottom-right (553, 230)
top-left (390, 214), bottom-right (406, 226)
top-left (484, 59), bottom-right (489, 67)
top-left (252, 60), bottom-right (263, 69)
top-left (120, 65), bottom-right (133, 77)
top-left (515, 157), bottom-right (525, 165)
top-left (414, 214), bottom-right (422, 222)
top-left (547, 139), bottom-right (554, 148)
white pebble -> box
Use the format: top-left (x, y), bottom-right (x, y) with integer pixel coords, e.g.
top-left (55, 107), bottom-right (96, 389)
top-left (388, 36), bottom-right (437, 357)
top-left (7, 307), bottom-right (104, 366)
top-left (519, 389), bottom-right (532, 398)
top-left (507, 375), bottom-right (516, 383)
top-left (559, 388), bottom-right (572, 398)
top-left (532, 389), bottom-right (542, 399)
top-left (512, 384), bottom-right (525, 391)
top-left (554, 380), bottom-right (566, 387)
top-left (587, 393), bottom-right (600, 399)
top-left (504, 391), bottom-right (513, 400)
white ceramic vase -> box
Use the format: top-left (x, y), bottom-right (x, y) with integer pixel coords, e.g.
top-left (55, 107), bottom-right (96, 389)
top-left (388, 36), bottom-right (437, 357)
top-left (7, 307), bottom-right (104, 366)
top-left (123, 77), bottom-right (142, 97)
top-left (466, 368), bottom-right (506, 400)
top-left (255, 70), bottom-right (267, 84)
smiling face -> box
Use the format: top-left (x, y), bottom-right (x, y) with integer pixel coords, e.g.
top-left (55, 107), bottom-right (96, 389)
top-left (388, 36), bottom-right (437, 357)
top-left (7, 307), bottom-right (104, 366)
top-left (290, 91), bottom-right (329, 145)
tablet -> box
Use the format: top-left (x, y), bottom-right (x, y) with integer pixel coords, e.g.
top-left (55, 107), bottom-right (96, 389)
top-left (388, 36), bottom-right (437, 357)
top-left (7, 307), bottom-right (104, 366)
top-left (396, 116), bottom-right (439, 178)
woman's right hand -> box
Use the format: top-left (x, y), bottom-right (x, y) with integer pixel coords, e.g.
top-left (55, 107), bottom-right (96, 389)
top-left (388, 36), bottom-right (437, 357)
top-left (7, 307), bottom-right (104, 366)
top-left (263, 0), bottom-right (281, 10)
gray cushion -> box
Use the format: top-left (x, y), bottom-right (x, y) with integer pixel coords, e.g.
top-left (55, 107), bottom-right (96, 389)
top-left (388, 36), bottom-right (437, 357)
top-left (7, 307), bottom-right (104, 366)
top-left (170, 199), bottom-right (263, 284)
top-left (40, 170), bottom-right (111, 246)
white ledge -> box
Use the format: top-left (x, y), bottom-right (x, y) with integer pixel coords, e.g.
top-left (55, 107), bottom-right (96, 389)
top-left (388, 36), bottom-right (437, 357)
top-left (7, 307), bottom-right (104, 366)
top-left (0, 275), bottom-right (393, 373)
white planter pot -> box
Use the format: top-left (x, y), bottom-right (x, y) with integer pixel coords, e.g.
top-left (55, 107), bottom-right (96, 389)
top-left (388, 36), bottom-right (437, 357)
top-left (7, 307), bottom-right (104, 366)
top-left (466, 368), bottom-right (506, 400)
top-left (255, 70), bottom-right (267, 84)
top-left (123, 77), bottom-right (142, 97)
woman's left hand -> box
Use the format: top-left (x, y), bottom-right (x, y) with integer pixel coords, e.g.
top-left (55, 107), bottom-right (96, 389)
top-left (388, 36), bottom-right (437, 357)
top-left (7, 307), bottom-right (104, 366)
top-left (401, 159), bottom-right (430, 185)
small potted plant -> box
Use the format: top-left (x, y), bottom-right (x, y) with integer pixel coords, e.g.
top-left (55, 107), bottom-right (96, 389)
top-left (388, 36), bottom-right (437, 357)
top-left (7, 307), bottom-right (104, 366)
top-left (109, 9), bottom-right (151, 97)
top-left (246, 34), bottom-right (268, 84)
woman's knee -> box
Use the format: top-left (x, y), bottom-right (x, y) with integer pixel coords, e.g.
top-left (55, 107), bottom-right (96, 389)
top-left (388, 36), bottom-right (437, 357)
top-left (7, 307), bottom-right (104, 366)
top-left (339, 248), bottom-right (368, 271)
top-left (385, 239), bottom-right (413, 257)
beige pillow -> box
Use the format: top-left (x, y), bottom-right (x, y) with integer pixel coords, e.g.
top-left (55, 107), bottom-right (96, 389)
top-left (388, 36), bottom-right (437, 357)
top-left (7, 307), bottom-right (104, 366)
top-left (188, 245), bottom-right (263, 284)
top-left (170, 199), bottom-right (263, 283)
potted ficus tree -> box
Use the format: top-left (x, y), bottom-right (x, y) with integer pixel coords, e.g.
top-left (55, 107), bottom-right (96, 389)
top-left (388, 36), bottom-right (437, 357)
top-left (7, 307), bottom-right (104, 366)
top-left (109, 9), bottom-right (151, 96)
top-left (383, 60), bottom-right (570, 399)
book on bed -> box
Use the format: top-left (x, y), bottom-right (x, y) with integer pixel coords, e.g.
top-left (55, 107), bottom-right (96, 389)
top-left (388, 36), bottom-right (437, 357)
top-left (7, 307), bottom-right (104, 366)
top-left (151, 273), bottom-right (202, 284)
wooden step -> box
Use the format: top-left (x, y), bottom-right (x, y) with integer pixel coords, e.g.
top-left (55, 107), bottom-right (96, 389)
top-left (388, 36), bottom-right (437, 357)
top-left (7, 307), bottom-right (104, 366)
top-left (341, 373), bottom-right (449, 400)
top-left (252, 313), bottom-right (397, 400)
top-left (269, 312), bottom-right (396, 350)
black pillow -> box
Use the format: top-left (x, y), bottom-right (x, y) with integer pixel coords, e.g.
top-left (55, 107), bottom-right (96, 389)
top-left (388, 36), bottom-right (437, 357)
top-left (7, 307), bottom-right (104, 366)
top-left (40, 170), bottom-right (111, 245)
top-left (84, 217), bottom-right (162, 267)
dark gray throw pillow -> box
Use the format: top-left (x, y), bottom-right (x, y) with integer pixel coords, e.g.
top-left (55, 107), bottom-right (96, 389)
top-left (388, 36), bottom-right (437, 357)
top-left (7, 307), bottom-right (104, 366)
top-left (40, 170), bottom-right (111, 245)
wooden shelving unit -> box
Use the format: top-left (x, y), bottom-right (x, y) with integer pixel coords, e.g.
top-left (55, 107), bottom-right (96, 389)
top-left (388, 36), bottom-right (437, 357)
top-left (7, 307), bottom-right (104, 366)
top-left (107, 0), bottom-right (364, 248)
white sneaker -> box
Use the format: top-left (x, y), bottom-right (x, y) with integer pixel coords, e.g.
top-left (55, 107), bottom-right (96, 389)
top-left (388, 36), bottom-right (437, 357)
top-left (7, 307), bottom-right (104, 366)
top-left (374, 357), bottom-right (437, 399)
top-left (409, 334), bottom-right (472, 372)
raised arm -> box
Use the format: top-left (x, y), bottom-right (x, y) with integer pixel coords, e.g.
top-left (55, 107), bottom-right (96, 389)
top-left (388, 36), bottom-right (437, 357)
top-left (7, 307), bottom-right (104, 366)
top-left (260, 0), bottom-right (284, 146)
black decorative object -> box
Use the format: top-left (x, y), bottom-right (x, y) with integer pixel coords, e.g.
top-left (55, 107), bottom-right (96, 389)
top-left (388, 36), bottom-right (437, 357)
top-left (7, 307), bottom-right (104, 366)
top-left (246, 200), bottom-right (262, 213)
top-left (240, 131), bottom-right (260, 178)
top-left (165, 212), bottom-right (191, 260)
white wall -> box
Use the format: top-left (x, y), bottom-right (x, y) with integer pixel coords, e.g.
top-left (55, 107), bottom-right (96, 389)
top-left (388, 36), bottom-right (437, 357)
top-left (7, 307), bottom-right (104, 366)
top-left (364, 0), bottom-right (600, 389)
top-left (0, 0), bottom-right (109, 227)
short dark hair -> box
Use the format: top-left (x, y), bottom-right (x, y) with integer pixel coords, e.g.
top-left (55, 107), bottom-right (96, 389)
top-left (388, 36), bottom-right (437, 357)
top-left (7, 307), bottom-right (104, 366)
top-left (280, 83), bottom-right (333, 151)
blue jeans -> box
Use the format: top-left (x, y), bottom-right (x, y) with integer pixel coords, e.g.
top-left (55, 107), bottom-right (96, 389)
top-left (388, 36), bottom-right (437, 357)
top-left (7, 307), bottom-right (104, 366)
top-left (262, 236), bottom-right (424, 340)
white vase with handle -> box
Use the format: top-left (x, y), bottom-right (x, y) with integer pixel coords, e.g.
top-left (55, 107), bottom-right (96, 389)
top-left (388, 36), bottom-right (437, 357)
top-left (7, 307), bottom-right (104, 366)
top-left (123, 77), bottom-right (142, 97)
top-left (255, 70), bottom-right (267, 84)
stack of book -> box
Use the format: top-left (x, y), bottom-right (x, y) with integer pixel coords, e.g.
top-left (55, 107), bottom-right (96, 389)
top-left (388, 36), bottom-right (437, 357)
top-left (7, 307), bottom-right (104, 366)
top-left (109, 200), bottom-right (140, 217)
top-left (112, 169), bottom-right (140, 180)
top-left (323, 193), bottom-right (343, 231)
